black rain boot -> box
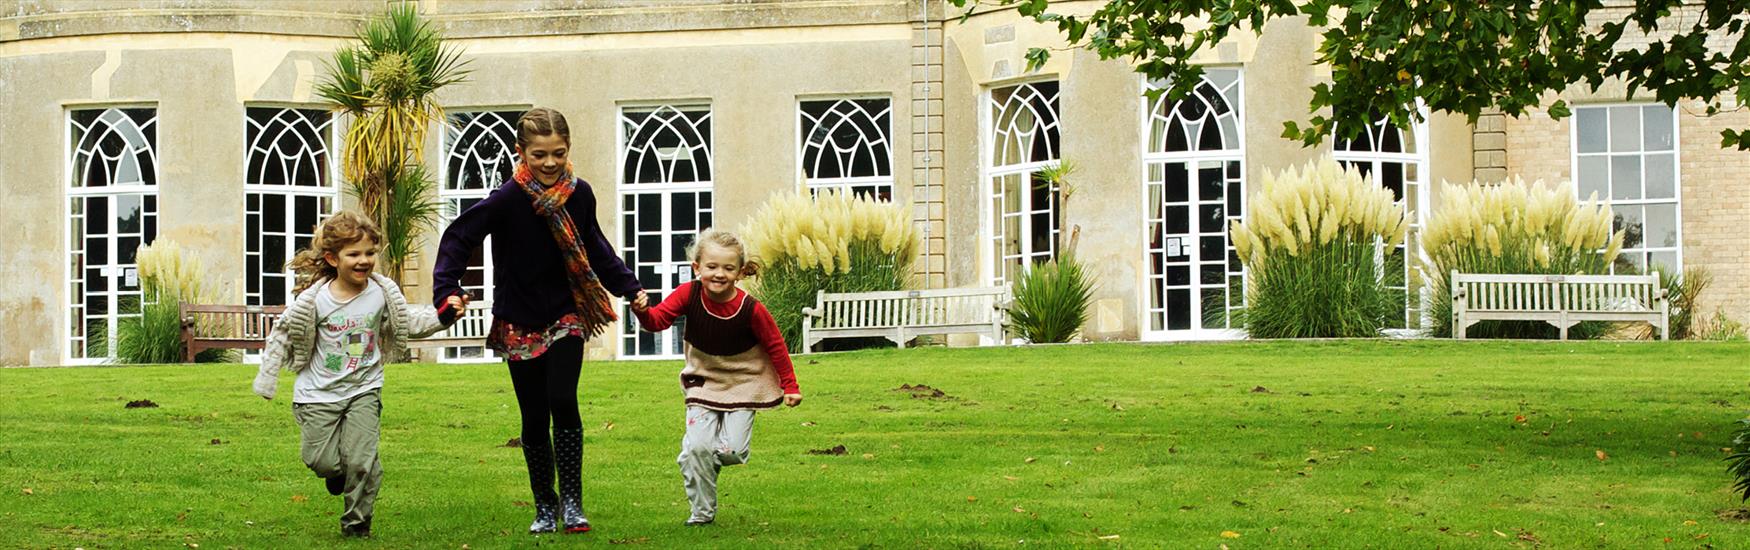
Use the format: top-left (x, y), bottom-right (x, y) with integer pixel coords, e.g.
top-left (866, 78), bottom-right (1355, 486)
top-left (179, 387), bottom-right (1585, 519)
top-left (554, 428), bottom-right (591, 533)
top-left (520, 436), bottom-right (560, 534)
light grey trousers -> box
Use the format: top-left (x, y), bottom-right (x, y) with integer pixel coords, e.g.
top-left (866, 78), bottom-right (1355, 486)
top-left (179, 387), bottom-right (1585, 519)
top-left (293, 389), bottom-right (383, 531)
top-left (677, 405), bottom-right (756, 521)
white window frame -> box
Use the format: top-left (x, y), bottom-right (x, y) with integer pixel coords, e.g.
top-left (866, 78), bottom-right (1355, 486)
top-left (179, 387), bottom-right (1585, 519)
top-left (796, 95), bottom-right (895, 201)
top-left (980, 78), bottom-right (1063, 288)
top-left (1331, 108), bottom-right (1431, 331)
top-left (616, 101), bottom-right (716, 361)
top-left (242, 105), bottom-right (339, 311)
top-left (1136, 68), bottom-right (1247, 342)
top-left (436, 108), bottom-right (526, 363)
top-left (1568, 102), bottom-right (1683, 276)
top-left (65, 105), bottom-right (160, 365)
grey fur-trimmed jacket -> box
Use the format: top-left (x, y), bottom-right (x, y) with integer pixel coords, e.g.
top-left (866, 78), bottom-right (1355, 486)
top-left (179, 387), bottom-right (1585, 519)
top-left (252, 273), bottom-right (449, 400)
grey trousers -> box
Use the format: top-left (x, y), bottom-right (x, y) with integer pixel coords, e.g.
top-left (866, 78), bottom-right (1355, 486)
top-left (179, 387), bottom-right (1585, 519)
top-left (293, 389), bottom-right (383, 530)
top-left (677, 405), bottom-right (755, 521)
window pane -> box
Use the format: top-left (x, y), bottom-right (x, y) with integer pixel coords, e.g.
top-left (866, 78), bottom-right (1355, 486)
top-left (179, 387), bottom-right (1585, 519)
top-left (1577, 156), bottom-right (1608, 201)
top-left (1648, 251), bottom-right (1679, 274)
top-left (1611, 205), bottom-right (1645, 250)
top-left (1610, 156), bottom-right (1641, 201)
top-left (1609, 106), bottom-right (1641, 152)
top-left (1642, 105), bottom-right (1674, 151)
top-left (1644, 203), bottom-right (1678, 248)
top-left (1576, 108), bottom-right (1607, 153)
top-left (1644, 153), bottom-right (1675, 200)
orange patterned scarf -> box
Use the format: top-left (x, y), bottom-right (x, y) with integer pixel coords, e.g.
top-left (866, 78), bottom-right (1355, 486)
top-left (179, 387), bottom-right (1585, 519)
top-left (513, 162), bottom-right (618, 336)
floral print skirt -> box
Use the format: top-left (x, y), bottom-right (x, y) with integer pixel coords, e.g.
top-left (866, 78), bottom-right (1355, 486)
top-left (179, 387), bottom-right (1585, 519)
top-left (486, 313), bottom-right (590, 362)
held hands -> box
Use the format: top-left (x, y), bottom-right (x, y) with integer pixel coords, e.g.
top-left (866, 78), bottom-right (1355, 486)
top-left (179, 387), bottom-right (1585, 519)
top-left (439, 293), bottom-right (470, 324)
top-left (631, 290), bottom-right (651, 313)
top-left (784, 393), bottom-right (803, 407)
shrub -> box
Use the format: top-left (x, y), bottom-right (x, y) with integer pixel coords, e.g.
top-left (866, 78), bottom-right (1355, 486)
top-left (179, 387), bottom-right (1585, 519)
top-left (1727, 418), bottom-right (1750, 501)
top-left (1228, 158), bottom-right (1406, 338)
top-left (1696, 310), bottom-right (1747, 342)
top-left (741, 191), bottom-right (920, 352)
top-left (1420, 178), bottom-right (1625, 339)
top-left (115, 240), bottom-right (233, 364)
top-left (1648, 265), bottom-right (1711, 340)
top-left (1009, 257), bottom-right (1095, 343)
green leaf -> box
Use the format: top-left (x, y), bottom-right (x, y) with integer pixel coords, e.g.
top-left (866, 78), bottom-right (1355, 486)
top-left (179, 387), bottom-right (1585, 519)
top-left (1546, 100), bottom-right (1572, 119)
top-left (1024, 48), bottom-right (1052, 73)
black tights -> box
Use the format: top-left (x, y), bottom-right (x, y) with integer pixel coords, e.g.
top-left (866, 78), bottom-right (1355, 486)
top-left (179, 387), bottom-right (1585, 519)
top-left (507, 336), bottom-right (584, 442)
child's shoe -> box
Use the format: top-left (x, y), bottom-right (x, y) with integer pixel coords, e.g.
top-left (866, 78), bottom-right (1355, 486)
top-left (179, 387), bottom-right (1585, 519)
top-left (340, 518), bottom-right (372, 538)
top-left (684, 515), bottom-right (714, 526)
top-left (324, 474), bottom-right (345, 496)
top-left (560, 499), bottom-right (591, 533)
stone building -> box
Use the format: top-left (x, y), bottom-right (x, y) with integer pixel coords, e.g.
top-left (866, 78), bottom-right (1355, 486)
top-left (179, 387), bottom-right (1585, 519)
top-left (1, 0), bottom-right (1742, 366)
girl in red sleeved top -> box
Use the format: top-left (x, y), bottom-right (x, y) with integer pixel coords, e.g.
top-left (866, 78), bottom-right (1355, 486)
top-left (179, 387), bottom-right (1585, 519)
top-left (628, 227), bottom-right (801, 526)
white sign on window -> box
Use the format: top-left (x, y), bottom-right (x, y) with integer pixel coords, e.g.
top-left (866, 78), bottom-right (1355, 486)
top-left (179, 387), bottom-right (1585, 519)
top-left (1167, 238), bottom-right (1183, 258)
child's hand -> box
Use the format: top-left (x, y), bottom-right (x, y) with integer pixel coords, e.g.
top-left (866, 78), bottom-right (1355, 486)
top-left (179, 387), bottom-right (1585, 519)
top-left (446, 294), bottom-right (469, 314)
top-left (783, 393), bottom-right (802, 407)
top-left (631, 290), bottom-right (650, 313)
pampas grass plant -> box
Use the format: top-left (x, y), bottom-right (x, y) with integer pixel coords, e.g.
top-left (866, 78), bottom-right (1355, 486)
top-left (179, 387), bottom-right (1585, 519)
top-left (115, 240), bottom-right (233, 364)
top-left (741, 191), bottom-right (920, 351)
top-left (1420, 177), bottom-right (1625, 338)
top-left (1229, 158), bottom-right (1406, 338)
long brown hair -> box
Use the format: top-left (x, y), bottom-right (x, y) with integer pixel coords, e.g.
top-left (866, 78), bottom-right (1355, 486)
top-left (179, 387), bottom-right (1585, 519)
top-left (287, 210), bottom-right (383, 294)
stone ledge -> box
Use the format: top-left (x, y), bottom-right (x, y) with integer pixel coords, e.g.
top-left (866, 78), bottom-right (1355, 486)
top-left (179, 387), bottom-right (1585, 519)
top-left (2, 0), bottom-right (927, 41)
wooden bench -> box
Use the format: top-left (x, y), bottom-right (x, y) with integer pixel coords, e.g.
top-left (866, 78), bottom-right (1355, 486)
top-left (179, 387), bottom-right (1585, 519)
top-left (180, 300), bottom-right (494, 362)
top-left (180, 304), bottom-right (284, 362)
top-left (408, 300), bottom-right (493, 348)
top-left (1451, 271), bottom-right (1669, 340)
top-left (800, 287), bottom-right (1010, 352)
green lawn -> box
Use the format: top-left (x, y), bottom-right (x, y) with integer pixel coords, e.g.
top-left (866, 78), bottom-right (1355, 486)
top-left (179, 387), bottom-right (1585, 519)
top-left (3, 340), bottom-right (1749, 548)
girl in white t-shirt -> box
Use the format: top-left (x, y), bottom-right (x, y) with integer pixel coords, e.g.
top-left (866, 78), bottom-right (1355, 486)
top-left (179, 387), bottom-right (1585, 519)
top-left (253, 210), bottom-right (464, 537)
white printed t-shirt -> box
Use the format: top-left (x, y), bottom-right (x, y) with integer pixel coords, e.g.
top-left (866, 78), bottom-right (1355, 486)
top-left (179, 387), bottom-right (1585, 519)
top-left (293, 281), bottom-right (387, 403)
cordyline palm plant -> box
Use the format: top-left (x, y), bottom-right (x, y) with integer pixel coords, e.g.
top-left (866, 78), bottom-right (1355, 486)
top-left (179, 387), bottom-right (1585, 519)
top-left (316, 3), bottom-right (468, 280)
top-left (1419, 178), bottom-right (1624, 338)
top-left (1228, 158), bottom-right (1407, 338)
top-left (1008, 160), bottom-right (1095, 344)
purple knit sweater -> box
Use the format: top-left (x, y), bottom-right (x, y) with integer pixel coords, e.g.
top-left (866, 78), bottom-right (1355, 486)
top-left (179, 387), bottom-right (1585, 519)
top-left (431, 179), bottom-right (641, 328)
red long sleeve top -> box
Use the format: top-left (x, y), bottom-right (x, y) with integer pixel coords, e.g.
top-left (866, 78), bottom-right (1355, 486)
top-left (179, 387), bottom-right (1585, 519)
top-left (632, 281), bottom-right (800, 395)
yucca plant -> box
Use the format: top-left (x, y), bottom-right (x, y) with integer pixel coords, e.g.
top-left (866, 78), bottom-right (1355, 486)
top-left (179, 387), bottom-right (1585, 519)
top-left (316, 3), bottom-right (468, 281)
top-left (1228, 158), bottom-right (1406, 338)
top-left (1648, 265), bottom-right (1710, 340)
top-left (115, 240), bottom-right (232, 364)
top-left (741, 191), bottom-right (921, 351)
top-left (1421, 177), bottom-right (1625, 338)
top-left (1009, 256), bottom-right (1095, 344)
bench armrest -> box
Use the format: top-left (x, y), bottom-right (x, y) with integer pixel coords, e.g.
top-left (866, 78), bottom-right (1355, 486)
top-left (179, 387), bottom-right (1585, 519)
top-left (801, 307), bottom-right (821, 317)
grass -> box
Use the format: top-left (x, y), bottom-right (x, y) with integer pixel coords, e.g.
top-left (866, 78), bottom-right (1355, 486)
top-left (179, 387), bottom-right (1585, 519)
top-left (3, 340), bottom-right (1750, 548)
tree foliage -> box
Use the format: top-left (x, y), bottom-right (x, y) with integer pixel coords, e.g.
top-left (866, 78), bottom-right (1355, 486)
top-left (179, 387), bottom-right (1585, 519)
top-left (952, 0), bottom-right (1750, 149)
